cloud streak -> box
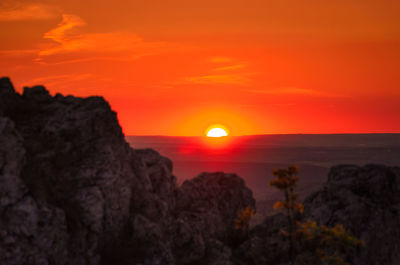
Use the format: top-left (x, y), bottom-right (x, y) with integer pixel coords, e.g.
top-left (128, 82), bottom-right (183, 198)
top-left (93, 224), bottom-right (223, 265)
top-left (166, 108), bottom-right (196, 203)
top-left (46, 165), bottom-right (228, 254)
top-left (209, 57), bottom-right (235, 63)
top-left (178, 57), bottom-right (253, 86)
top-left (213, 63), bottom-right (247, 71)
top-left (184, 74), bottom-right (251, 85)
top-left (43, 14), bottom-right (85, 45)
top-left (248, 87), bottom-right (345, 97)
top-left (36, 14), bottom-right (169, 63)
top-left (26, 73), bottom-right (94, 85)
top-left (0, 2), bottom-right (60, 21)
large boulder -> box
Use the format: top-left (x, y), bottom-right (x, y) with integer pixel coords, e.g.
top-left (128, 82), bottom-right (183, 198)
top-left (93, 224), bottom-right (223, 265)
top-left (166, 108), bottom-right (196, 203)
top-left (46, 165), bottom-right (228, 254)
top-left (172, 172), bottom-right (255, 264)
top-left (177, 172), bottom-right (255, 239)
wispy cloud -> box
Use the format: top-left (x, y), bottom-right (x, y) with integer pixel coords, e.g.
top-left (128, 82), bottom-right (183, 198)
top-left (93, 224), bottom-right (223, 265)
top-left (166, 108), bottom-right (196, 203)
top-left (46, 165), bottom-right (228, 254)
top-left (209, 57), bottom-right (234, 63)
top-left (27, 73), bottom-right (93, 84)
top-left (210, 56), bottom-right (249, 73)
top-left (0, 2), bottom-right (60, 21)
top-left (42, 14), bottom-right (85, 46)
top-left (213, 63), bottom-right (247, 72)
top-left (248, 87), bottom-right (345, 97)
top-left (184, 74), bottom-right (251, 85)
top-left (24, 73), bottom-right (94, 88)
top-left (35, 14), bottom-right (168, 63)
top-left (178, 57), bottom-right (253, 86)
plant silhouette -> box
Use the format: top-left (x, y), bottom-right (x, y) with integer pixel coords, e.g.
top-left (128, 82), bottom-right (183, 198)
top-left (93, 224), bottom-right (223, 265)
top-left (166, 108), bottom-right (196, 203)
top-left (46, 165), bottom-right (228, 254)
top-left (270, 165), bottom-right (363, 265)
top-left (270, 165), bottom-right (302, 265)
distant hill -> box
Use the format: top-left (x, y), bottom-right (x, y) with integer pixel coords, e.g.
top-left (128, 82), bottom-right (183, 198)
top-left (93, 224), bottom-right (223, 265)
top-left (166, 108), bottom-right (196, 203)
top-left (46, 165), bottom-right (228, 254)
top-left (127, 134), bottom-right (400, 219)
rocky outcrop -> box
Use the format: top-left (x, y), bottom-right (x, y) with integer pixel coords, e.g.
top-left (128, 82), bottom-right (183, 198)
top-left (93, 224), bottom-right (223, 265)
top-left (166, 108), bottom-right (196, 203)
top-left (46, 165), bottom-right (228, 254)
top-left (236, 164), bottom-right (400, 265)
top-left (303, 164), bottom-right (400, 265)
top-left (177, 172), bottom-right (255, 239)
top-left (172, 172), bottom-right (255, 265)
top-left (0, 77), bottom-right (255, 265)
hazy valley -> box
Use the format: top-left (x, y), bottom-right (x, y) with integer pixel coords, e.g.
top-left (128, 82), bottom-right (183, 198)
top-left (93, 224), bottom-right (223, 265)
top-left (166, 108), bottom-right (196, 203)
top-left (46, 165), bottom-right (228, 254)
top-left (127, 134), bottom-right (400, 220)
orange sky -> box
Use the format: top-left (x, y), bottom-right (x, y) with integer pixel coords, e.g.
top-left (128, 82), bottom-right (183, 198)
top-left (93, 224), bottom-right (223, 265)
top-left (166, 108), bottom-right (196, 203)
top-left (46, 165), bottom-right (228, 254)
top-left (1, 0), bottom-right (399, 135)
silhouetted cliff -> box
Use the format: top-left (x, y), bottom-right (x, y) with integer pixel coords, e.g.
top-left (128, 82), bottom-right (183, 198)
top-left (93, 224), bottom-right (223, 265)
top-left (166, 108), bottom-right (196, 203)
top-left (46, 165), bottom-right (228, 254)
top-left (0, 77), bottom-right (254, 265)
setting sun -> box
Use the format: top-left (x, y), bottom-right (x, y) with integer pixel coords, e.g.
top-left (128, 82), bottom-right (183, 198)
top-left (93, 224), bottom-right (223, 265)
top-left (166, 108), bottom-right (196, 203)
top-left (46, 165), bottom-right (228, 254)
top-left (206, 127), bottom-right (229, 137)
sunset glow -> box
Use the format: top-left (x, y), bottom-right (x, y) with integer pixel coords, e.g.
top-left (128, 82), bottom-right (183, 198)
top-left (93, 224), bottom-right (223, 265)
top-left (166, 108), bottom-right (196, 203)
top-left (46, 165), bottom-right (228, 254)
top-left (1, 1), bottom-right (399, 135)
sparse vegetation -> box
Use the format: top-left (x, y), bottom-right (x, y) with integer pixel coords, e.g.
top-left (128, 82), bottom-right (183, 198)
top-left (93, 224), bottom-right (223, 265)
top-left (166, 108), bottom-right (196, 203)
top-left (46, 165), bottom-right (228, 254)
top-left (296, 220), bottom-right (364, 265)
top-left (231, 206), bottom-right (256, 248)
top-left (234, 206), bottom-right (255, 232)
top-left (270, 165), bottom-right (363, 265)
top-left (270, 165), bottom-right (303, 264)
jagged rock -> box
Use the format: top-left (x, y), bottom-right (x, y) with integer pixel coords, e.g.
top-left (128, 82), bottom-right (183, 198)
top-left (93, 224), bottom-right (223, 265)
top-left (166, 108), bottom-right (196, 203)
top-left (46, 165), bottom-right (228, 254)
top-left (0, 77), bottom-right (256, 265)
top-left (23, 86), bottom-right (52, 103)
top-left (0, 77), bottom-right (18, 115)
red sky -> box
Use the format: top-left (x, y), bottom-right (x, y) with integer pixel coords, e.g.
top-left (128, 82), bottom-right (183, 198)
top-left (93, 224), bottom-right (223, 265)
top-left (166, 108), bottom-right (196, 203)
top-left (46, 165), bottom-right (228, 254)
top-left (1, 0), bottom-right (399, 135)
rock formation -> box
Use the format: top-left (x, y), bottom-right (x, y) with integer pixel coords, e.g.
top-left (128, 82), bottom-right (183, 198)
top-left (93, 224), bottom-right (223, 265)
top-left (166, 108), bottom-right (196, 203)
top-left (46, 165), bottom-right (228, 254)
top-left (303, 164), bottom-right (400, 265)
top-left (236, 164), bottom-right (400, 265)
top-left (0, 77), bottom-right (255, 265)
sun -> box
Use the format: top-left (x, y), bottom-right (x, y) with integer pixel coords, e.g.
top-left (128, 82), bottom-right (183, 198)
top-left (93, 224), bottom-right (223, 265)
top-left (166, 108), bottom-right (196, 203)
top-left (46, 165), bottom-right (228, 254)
top-left (207, 128), bottom-right (228, 137)
top-left (206, 125), bottom-right (229, 137)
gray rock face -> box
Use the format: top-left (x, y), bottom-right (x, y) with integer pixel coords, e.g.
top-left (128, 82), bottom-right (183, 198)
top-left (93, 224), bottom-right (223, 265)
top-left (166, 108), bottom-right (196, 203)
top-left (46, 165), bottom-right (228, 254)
top-left (0, 77), bottom-right (255, 265)
top-left (0, 116), bottom-right (69, 265)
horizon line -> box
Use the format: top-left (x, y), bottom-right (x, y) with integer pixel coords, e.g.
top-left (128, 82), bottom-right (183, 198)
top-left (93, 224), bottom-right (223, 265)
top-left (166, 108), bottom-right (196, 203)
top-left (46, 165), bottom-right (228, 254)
top-left (127, 132), bottom-right (400, 137)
